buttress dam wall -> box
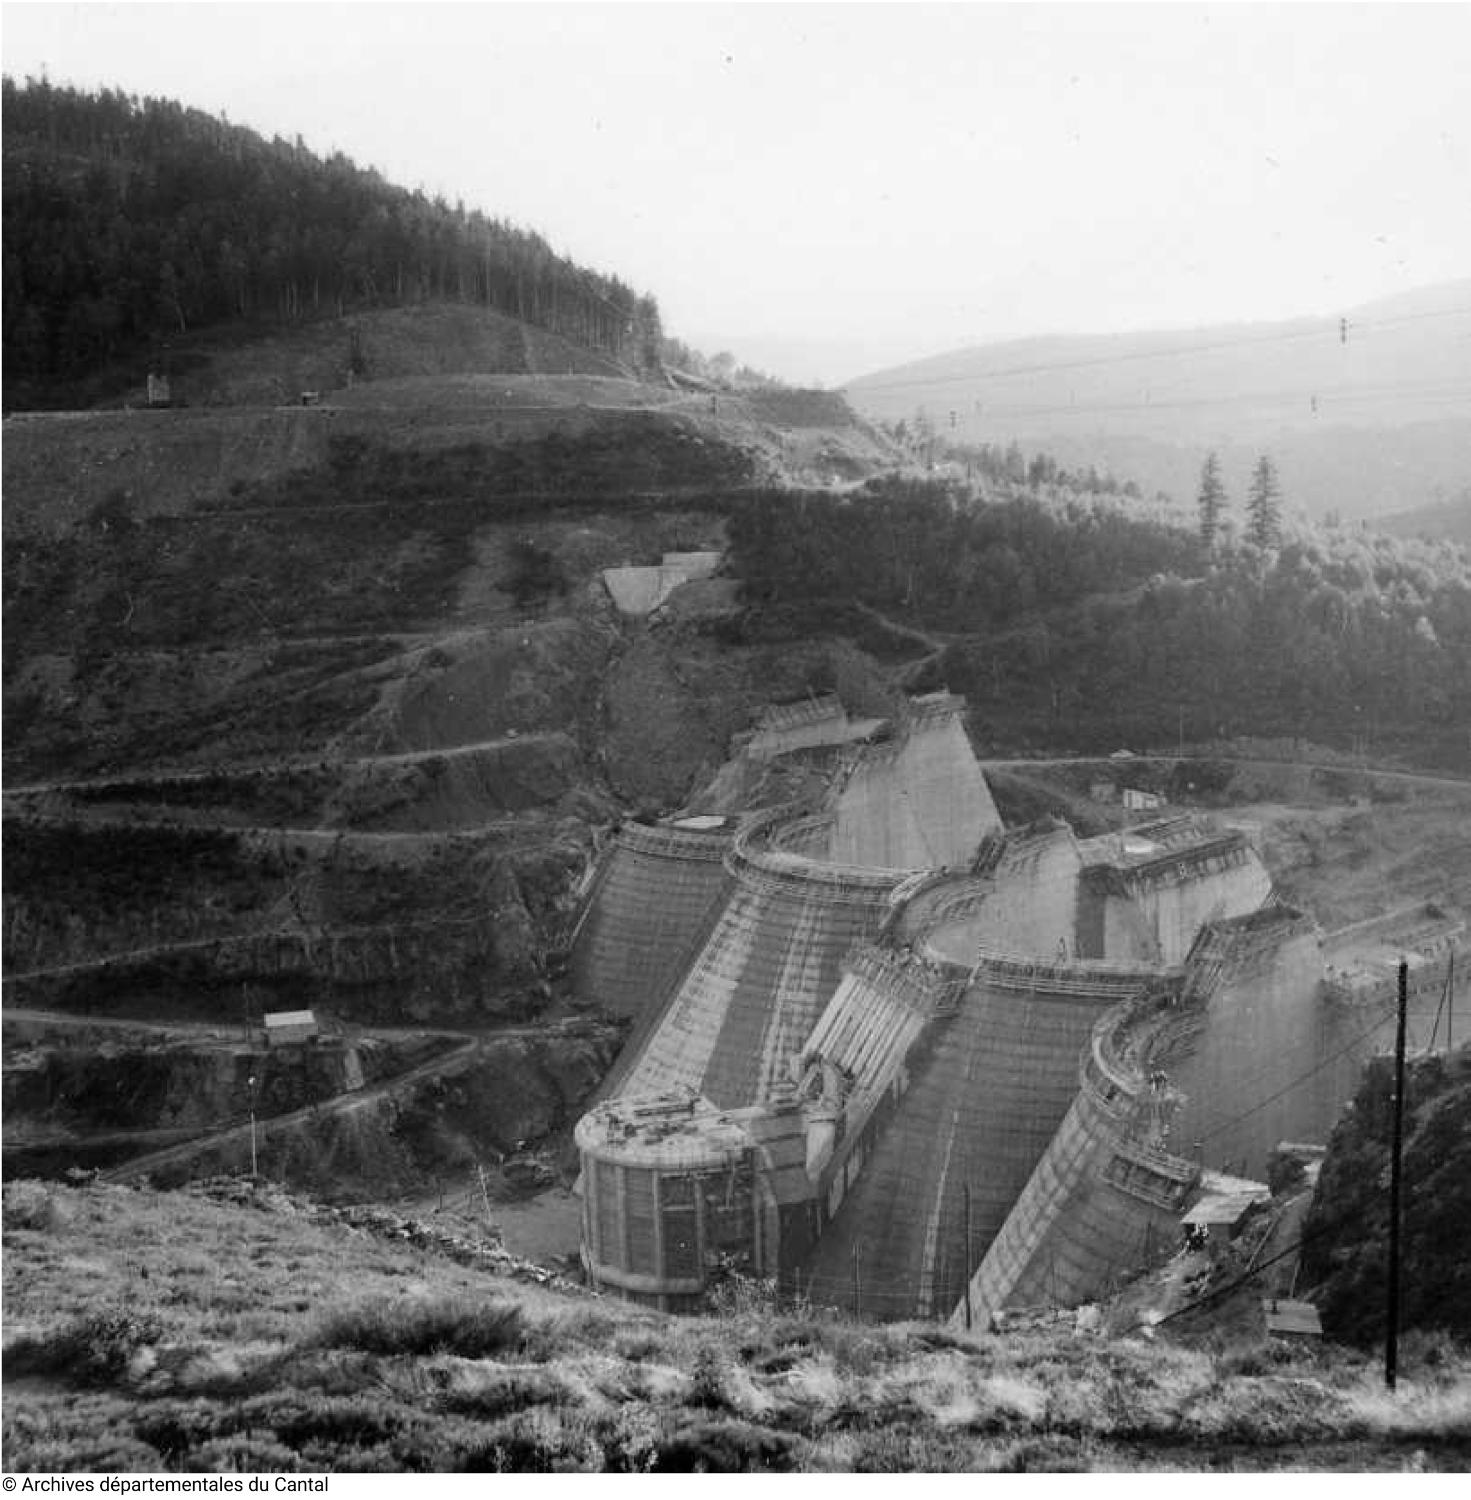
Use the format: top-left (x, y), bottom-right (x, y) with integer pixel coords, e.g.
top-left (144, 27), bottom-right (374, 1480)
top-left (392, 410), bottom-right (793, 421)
top-left (954, 997), bottom-right (1199, 1329)
top-left (568, 818), bottom-right (736, 1026)
top-left (570, 694), bottom-right (1328, 1319)
top-left (610, 809), bottom-right (907, 1110)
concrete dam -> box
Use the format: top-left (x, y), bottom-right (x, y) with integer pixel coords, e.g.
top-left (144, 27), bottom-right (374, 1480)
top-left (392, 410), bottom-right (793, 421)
top-left (568, 693), bottom-right (1369, 1320)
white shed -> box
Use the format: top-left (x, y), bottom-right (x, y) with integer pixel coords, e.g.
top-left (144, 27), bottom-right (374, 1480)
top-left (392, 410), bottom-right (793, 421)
top-left (263, 1009), bottom-right (319, 1047)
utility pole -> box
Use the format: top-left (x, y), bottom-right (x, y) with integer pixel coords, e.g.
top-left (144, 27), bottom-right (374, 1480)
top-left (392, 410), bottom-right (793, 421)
top-left (247, 1074), bottom-right (259, 1178)
top-left (852, 1243), bottom-right (862, 1320)
top-left (963, 1183), bottom-right (974, 1331)
top-left (1386, 958), bottom-right (1408, 1391)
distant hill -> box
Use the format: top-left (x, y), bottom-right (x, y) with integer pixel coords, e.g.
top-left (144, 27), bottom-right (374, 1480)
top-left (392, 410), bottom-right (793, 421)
top-left (845, 282), bottom-right (1471, 522)
top-left (1, 77), bottom-right (664, 409)
top-left (1378, 490), bottom-right (1471, 547)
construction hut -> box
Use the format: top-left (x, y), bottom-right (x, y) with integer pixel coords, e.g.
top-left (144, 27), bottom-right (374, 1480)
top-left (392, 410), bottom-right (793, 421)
top-left (1180, 1178), bottom-right (1269, 1249)
top-left (263, 1009), bottom-right (318, 1048)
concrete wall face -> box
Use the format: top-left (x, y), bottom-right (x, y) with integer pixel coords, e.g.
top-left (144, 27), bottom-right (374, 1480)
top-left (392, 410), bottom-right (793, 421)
top-left (916, 833), bottom-right (1084, 967)
top-left (958, 1073), bottom-right (1186, 1328)
top-left (1119, 857), bottom-right (1275, 966)
top-left (826, 712), bottom-right (1001, 870)
top-left (981, 830), bottom-right (1085, 959)
top-left (1170, 925), bottom-right (1339, 1176)
top-left (801, 963), bottom-right (1127, 1320)
top-left (615, 863), bottom-right (899, 1110)
top-left (570, 824), bottom-right (735, 1024)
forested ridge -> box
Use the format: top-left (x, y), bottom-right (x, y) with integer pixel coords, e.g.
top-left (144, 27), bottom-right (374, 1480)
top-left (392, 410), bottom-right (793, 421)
top-left (726, 478), bottom-right (1471, 767)
top-left (2, 77), bottom-right (664, 407)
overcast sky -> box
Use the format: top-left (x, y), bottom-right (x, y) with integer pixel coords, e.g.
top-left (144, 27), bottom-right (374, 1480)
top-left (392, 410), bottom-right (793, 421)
top-left (4, 2), bottom-right (1470, 384)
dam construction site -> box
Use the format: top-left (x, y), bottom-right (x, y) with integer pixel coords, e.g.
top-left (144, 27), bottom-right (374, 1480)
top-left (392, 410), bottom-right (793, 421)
top-left (7, 66), bottom-right (1471, 1474)
top-left (568, 688), bottom-right (1465, 1327)
top-left (4, 356), bottom-right (1468, 1351)
top-left (2, 269), bottom-right (1468, 1361)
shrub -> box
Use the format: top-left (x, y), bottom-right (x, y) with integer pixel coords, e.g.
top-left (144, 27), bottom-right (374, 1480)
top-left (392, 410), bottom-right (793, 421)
top-left (653, 1416), bottom-right (799, 1473)
top-left (311, 1295), bottom-right (526, 1359)
top-left (185, 1434), bottom-right (305, 1473)
top-left (2, 1181), bottom-right (72, 1232)
top-left (469, 1407), bottom-right (606, 1473)
top-left (597, 1405), bottom-right (661, 1473)
top-left (3, 1308), bottom-right (163, 1386)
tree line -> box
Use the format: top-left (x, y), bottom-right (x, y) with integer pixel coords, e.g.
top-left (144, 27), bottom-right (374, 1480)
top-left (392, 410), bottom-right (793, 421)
top-left (723, 474), bottom-right (1471, 766)
top-left (2, 76), bottom-right (665, 406)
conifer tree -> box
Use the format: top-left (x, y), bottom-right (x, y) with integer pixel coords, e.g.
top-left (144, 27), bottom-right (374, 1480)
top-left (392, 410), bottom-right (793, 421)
top-left (1197, 451), bottom-right (1227, 548)
top-left (1246, 454), bottom-right (1282, 548)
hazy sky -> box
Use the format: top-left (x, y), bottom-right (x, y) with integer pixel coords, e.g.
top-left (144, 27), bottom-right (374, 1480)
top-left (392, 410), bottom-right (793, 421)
top-left (4, 2), bottom-right (1470, 384)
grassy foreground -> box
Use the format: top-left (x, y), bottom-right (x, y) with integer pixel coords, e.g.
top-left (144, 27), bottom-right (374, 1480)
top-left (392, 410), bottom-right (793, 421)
top-left (3, 1179), bottom-right (1468, 1473)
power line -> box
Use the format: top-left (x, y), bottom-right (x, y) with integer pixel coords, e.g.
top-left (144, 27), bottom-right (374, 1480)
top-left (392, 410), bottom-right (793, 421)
top-left (1194, 1001), bottom-right (1402, 1147)
top-left (892, 379), bottom-right (1471, 424)
top-left (1141, 1106), bottom-right (1449, 1338)
top-left (1194, 952), bottom-right (1463, 1151)
top-left (845, 305), bottom-right (1471, 400)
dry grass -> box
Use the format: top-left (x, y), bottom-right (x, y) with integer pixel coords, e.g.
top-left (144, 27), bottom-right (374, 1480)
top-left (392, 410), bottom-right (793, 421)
top-left (4, 1179), bottom-right (1469, 1473)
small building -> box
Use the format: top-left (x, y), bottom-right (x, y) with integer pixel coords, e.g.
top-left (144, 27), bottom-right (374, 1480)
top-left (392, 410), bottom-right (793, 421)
top-left (1181, 1178), bottom-right (1270, 1248)
top-left (146, 372), bottom-right (172, 407)
top-left (1090, 780), bottom-right (1118, 804)
top-left (263, 1009), bottom-right (319, 1048)
top-left (1123, 787), bottom-right (1164, 812)
top-left (1263, 1298), bottom-right (1322, 1341)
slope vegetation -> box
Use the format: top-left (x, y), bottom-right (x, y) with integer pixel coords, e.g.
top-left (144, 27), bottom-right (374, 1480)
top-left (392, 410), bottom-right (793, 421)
top-left (1300, 1046), bottom-right (1471, 1348)
top-left (2, 77), bottom-right (662, 409)
top-left (3, 1177), bottom-right (1468, 1472)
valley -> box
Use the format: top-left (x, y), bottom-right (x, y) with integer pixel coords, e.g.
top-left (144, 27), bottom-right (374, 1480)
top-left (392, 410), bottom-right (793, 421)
top-left (4, 66), bottom-right (1470, 1475)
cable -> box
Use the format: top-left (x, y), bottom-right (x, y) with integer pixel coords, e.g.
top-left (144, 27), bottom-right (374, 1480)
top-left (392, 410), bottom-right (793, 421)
top-left (845, 305), bottom-right (1471, 399)
top-left (1142, 1211), bottom-right (1341, 1331)
top-left (1194, 1001), bottom-right (1401, 1147)
top-left (1138, 1138), bottom-right (1447, 1335)
top-left (1427, 957), bottom-right (1455, 1053)
top-left (898, 382), bottom-right (1471, 425)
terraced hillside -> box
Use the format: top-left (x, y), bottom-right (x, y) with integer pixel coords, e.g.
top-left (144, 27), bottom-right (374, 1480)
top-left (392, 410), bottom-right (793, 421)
top-left (1, 355), bottom-right (915, 1194)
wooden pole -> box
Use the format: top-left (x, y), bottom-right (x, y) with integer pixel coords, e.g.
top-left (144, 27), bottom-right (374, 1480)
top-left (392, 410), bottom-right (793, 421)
top-left (852, 1243), bottom-right (861, 1320)
top-left (1386, 958), bottom-right (1409, 1391)
top-left (963, 1183), bottom-right (974, 1331)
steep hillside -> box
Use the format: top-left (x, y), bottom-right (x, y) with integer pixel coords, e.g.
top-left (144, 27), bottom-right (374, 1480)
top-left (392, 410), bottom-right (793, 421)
top-left (2, 374), bottom-right (905, 1048)
top-left (1, 78), bottom-right (662, 409)
top-left (4, 1177), bottom-right (1468, 1472)
top-left (1299, 1046), bottom-right (1471, 1348)
top-left (845, 282), bottom-right (1471, 522)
